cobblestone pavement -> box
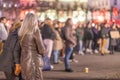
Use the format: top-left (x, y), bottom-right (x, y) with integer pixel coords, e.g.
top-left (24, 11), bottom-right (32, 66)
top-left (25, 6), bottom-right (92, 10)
top-left (43, 52), bottom-right (120, 80)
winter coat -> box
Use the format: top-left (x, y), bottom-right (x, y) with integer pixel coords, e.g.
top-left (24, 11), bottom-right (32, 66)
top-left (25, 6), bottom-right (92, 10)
top-left (0, 29), bottom-right (20, 80)
top-left (84, 27), bottom-right (94, 40)
top-left (53, 29), bottom-right (63, 51)
top-left (92, 27), bottom-right (99, 41)
top-left (20, 28), bottom-right (45, 80)
top-left (64, 25), bottom-right (76, 47)
top-left (76, 27), bottom-right (84, 41)
top-left (41, 24), bottom-right (56, 41)
top-left (101, 27), bottom-right (109, 39)
top-left (110, 29), bottom-right (120, 46)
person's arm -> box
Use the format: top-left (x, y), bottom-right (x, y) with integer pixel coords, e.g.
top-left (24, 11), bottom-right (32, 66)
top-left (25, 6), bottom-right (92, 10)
top-left (13, 38), bottom-right (21, 76)
top-left (0, 24), bottom-right (8, 41)
top-left (34, 28), bottom-right (45, 55)
top-left (13, 39), bottom-right (21, 64)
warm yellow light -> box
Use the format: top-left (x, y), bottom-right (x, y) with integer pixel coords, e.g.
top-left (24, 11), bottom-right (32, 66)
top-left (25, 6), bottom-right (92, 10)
top-left (98, 15), bottom-right (104, 22)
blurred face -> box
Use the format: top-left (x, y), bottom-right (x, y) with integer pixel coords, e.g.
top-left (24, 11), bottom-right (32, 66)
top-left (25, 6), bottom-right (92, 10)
top-left (95, 25), bottom-right (98, 29)
top-left (79, 23), bottom-right (82, 28)
top-left (112, 24), bottom-right (116, 29)
top-left (2, 18), bottom-right (7, 24)
top-left (88, 23), bottom-right (91, 28)
top-left (69, 19), bottom-right (73, 26)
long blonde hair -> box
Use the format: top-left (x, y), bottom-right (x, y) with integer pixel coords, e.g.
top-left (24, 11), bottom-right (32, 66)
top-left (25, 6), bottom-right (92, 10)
top-left (18, 13), bottom-right (38, 37)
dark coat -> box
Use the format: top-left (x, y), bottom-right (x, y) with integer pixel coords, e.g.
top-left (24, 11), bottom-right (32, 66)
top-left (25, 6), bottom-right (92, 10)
top-left (92, 27), bottom-right (99, 41)
top-left (100, 27), bottom-right (109, 39)
top-left (110, 29), bottom-right (119, 46)
top-left (20, 28), bottom-right (45, 80)
top-left (41, 24), bottom-right (56, 41)
top-left (0, 29), bottom-right (21, 80)
top-left (84, 27), bottom-right (94, 40)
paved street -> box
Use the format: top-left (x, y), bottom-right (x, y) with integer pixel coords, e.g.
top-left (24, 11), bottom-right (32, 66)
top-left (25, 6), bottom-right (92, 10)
top-left (43, 52), bottom-right (120, 80)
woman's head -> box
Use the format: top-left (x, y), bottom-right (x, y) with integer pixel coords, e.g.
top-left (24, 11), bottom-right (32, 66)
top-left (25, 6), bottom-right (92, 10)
top-left (9, 20), bottom-right (21, 33)
top-left (45, 18), bottom-right (53, 27)
top-left (18, 13), bottom-right (38, 36)
top-left (65, 18), bottom-right (73, 26)
top-left (112, 23), bottom-right (117, 29)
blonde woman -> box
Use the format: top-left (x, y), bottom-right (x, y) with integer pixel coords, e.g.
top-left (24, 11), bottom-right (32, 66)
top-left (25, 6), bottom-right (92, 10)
top-left (18, 13), bottom-right (45, 80)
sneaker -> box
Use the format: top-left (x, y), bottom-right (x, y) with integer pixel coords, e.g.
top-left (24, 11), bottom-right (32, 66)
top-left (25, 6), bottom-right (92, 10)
top-left (94, 50), bottom-right (99, 54)
top-left (69, 60), bottom-right (72, 63)
top-left (72, 59), bottom-right (78, 63)
top-left (65, 69), bottom-right (73, 72)
top-left (58, 60), bottom-right (63, 64)
top-left (105, 50), bottom-right (110, 54)
top-left (79, 51), bottom-right (84, 55)
top-left (51, 65), bottom-right (54, 69)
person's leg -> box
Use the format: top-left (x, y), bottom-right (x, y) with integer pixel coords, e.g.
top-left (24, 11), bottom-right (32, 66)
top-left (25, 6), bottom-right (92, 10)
top-left (53, 50), bottom-right (60, 64)
top-left (105, 38), bottom-right (110, 51)
top-left (101, 38), bottom-right (107, 55)
top-left (44, 39), bottom-right (53, 58)
top-left (85, 40), bottom-right (89, 53)
top-left (43, 39), bottom-right (53, 71)
top-left (64, 47), bottom-right (73, 71)
top-left (70, 51), bottom-right (74, 60)
top-left (79, 40), bottom-right (84, 55)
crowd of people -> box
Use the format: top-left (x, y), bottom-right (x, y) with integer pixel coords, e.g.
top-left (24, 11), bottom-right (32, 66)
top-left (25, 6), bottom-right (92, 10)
top-left (0, 13), bottom-right (120, 80)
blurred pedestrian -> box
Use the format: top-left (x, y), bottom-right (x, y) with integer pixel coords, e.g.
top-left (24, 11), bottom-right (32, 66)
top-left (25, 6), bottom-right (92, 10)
top-left (0, 17), bottom-right (8, 54)
top-left (84, 22), bottom-right (94, 54)
top-left (64, 18), bottom-right (76, 72)
top-left (18, 13), bottom-right (45, 80)
top-left (52, 21), bottom-right (63, 64)
top-left (41, 18), bottom-right (56, 71)
top-left (76, 22), bottom-right (84, 55)
top-left (110, 24), bottom-right (120, 54)
top-left (0, 21), bottom-right (21, 80)
top-left (100, 23), bottom-right (110, 55)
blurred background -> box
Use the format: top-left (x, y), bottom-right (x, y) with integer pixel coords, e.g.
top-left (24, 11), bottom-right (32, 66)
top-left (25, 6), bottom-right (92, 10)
top-left (0, 0), bottom-right (120, 24)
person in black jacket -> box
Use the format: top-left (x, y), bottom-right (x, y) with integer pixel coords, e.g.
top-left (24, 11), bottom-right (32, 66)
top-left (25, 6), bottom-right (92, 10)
top-left (0, 21), bottom-right (21, 80)
top-left (92, 24), bottom-right (99, 54)
top-left (84, 22), bottom-right (94, 54)
top-left (41, 18), bottom-right (56, 71)
top-left (100, 23), bottom-right (110, 55)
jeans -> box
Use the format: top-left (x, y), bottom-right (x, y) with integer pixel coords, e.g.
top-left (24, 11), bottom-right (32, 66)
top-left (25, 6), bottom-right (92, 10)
top-left (85, 40), bottom-right (92, 49)
top-left (64, 47), bottom-right (73, 69)
top-left (79, 40), bottom-right (83, 52)
top-left (52, 50), bottom-right (60, 63)
top-left (105, 38), bottom-right (110, 51)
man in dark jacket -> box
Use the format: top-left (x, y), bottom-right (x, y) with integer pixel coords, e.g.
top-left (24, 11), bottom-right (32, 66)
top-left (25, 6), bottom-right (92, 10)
top-left (64, 18), bottom-right (76, 72)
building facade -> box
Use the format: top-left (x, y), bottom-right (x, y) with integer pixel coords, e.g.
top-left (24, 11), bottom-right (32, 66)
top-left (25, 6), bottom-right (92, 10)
top-left (110, 0), bottom-right (120, 20)
top-left (88, 0), bottom-right (110, 23)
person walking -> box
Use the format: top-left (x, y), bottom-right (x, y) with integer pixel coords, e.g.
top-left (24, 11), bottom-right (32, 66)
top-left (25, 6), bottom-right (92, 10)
top-left (18, 13), bottom-right (45, 80)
